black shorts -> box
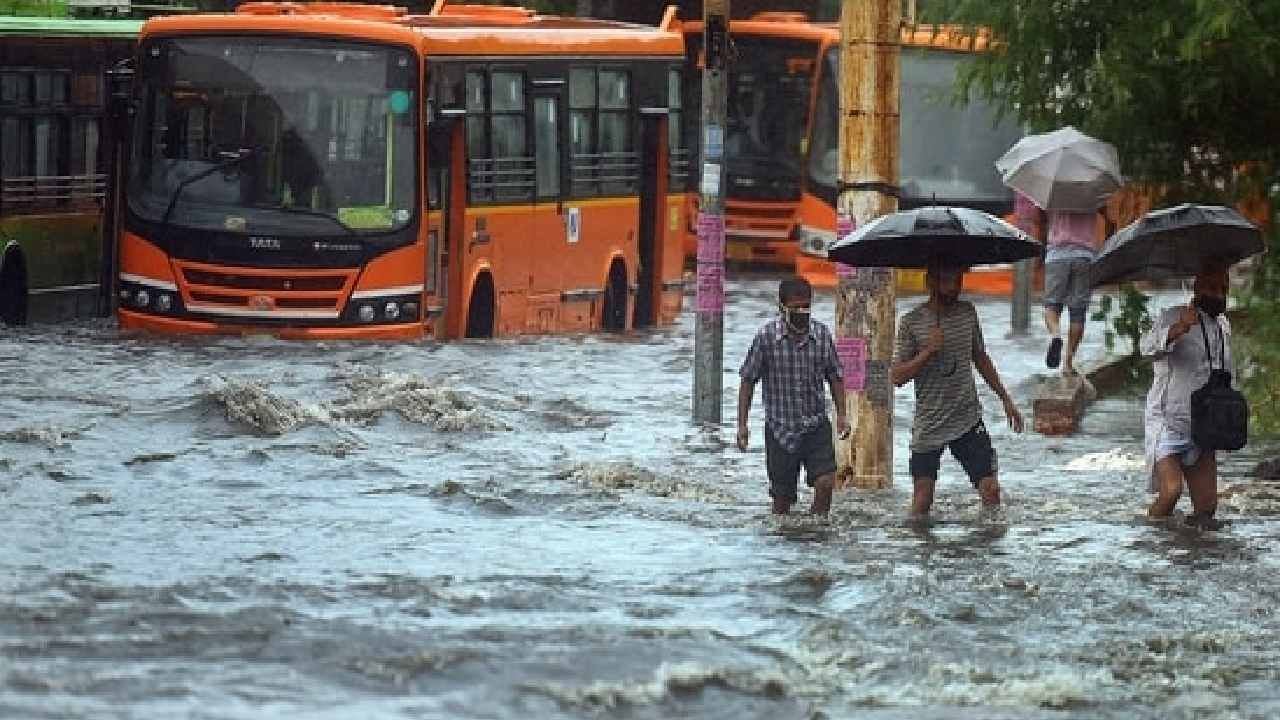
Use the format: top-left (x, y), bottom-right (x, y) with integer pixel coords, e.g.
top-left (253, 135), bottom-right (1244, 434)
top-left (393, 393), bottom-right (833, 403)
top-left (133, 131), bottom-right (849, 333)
top-left (765, 420), bottom-right (837, 502)
top-left (908, 420), bottom-right (997, 486)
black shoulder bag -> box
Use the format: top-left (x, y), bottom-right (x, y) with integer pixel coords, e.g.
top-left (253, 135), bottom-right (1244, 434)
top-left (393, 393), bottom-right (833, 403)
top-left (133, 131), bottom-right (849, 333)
top-left (1189, 315), bottom-right (1248, 451)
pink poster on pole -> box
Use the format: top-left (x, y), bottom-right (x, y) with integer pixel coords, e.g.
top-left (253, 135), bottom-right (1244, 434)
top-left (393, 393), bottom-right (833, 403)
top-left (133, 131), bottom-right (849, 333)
top-left (696, 211), bottom-right (725, 263)
top-left (695, 262), bottom-right (724, 313)
top-left (836, 337), bottom-right (867, 391)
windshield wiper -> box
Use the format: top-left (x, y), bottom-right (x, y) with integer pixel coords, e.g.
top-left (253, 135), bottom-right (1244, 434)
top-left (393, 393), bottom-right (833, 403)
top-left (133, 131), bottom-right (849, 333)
top-left (265, 204), bottom-right (358, 237)
top-left (159, 148), bottom-right (256, 231)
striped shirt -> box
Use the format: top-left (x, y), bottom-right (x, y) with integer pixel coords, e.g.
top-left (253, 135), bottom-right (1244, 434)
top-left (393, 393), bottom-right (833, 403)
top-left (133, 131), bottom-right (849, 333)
top-left (894, 301), bottom-right (985, 452)
top-left (739, 318), bottom-right (842, 452)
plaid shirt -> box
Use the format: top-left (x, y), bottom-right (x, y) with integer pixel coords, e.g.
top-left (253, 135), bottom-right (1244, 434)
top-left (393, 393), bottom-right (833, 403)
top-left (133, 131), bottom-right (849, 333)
top-left (739, 318), bottom-right (842, 452)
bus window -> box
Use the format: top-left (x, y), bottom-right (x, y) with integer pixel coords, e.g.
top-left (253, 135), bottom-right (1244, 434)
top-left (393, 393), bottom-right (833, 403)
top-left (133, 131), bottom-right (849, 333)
top-left (533, 95), bottom-right (559, 200)
top-left (569, 67), bottom-right (596, 196)
top-left (466, 69), bottom-right (532, 203)
top-left (667, 68), bottom-right (688, 191)
top-left (597, 69), bottom-right (633, 196)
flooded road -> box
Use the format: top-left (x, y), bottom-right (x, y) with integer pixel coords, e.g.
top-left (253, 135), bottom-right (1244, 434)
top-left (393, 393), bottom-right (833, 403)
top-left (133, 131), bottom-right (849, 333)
top-left (2, 278), bottom-right (1278, 719)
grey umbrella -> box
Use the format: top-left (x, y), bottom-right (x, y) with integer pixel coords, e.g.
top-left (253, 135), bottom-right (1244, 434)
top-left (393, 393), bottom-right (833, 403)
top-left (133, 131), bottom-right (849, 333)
top-left (996, 126), bottom-right (1122, 212)
top-left (826, 205), bottom-right (1041, 268)
top-left (1089, 204), bottom-right (1264, 287)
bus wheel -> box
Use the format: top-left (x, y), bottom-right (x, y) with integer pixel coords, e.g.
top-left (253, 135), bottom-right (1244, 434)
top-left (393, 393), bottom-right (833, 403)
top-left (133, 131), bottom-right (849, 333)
top-left (465, 272), bottom-right (495, 339)
top-left (601, 260), bottom-right (627, 333)
top-left (0, 250), bottom-right (28, 326)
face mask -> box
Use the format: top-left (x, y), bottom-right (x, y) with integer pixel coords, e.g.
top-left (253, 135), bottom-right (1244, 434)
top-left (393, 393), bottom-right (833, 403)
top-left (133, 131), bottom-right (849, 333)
top-left (938, 289), bottom-right (960, 306)
top-left (1195, 294), bottom-right (1226, 317)
top-left (781, 305), bottom-right (811, 333)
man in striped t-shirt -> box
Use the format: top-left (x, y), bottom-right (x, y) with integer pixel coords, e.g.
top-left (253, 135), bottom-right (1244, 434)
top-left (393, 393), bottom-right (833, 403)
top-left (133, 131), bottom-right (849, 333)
top-left (737, 277), bottom-right (849, 516)
top-left (891, 262), bottom-right (1024, 518)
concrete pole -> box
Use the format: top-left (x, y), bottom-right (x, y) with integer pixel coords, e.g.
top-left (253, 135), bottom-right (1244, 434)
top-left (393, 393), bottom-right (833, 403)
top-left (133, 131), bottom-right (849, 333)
top-left (833, 0), bottom-right (900, 489)
top-left (1009, 190), bottom-right (1040, 336)
top-left (692, 0), bottom-right (729, 424)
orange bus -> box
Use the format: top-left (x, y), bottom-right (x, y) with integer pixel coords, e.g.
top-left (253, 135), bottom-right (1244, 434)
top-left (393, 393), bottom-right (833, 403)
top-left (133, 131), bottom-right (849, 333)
top-left (680, 15), bottom-right (1021, 281)
top-left (116, 1), bottom-right (689, 340)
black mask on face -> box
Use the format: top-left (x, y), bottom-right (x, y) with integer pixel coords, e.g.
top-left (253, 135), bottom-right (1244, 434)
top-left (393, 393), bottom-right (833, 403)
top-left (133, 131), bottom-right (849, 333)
top-left (1194, 294), bottom-right (1227, 317)
top-left (781, 305), bottom-right (811, 333)
top-left (938, 289), bottom-right (961, 306)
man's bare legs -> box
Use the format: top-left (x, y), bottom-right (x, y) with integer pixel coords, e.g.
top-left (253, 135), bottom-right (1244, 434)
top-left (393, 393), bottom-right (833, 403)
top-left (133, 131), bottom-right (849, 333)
top-left (1064, 320), bottom-right (1085, 375)
top-left (1149, 455), bottom-right (1186, 517)
top-left (977, 475), bottom-right (1002, 507)
top-left (1185, 451), bottom-right (1222, 528)
top-left (810, 473), bottom-right (834, 515)
top-left (911, 476), bottom-right (936, 518)
top-left (770, 474), bottom-right (834, 516)
top-left (910, 475), bottom-right (999, 519)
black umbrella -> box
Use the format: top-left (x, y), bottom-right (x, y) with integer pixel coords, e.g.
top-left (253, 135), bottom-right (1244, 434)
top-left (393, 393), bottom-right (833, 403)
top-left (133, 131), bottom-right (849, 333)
top-left (1090, 204), bottom-right (1264, 287)
top-left (826, 205), bottom-right (1041, 268)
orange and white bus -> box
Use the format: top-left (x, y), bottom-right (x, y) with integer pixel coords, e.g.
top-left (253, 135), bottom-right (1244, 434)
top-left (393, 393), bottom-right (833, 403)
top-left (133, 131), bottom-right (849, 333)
top-left (681, 15), bottom-right (1021, 283)
top-left (116, 1), bottom-right (690, 340)
top-left (681, 12), bottom-right (828, 268)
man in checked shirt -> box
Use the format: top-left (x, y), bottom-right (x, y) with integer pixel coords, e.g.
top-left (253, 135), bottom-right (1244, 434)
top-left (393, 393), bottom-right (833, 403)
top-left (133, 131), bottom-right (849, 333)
top-left (737, 277), bottom-right (850, 516)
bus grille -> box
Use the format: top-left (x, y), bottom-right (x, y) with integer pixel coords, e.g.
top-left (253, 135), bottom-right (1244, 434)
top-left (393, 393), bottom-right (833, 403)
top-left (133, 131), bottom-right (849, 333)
top-left (175, 261), bottom-right (357, 319)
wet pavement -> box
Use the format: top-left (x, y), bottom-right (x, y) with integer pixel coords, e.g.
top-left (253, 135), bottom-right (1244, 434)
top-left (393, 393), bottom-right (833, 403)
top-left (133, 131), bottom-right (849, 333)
top-left (1, 278), bottom-right (1278, 719)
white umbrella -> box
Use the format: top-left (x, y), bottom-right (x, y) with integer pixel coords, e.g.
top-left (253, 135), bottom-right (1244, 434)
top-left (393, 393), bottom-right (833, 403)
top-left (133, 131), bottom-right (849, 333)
top-left (995, 126), bottom-right (1122, 212)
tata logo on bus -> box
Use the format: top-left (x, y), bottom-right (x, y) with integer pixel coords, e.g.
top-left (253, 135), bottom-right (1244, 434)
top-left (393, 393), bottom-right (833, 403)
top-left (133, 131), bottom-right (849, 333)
top-left (248, 295), bottom-right (276, 311)
top-left (249, 236), bottom-right (282, 250)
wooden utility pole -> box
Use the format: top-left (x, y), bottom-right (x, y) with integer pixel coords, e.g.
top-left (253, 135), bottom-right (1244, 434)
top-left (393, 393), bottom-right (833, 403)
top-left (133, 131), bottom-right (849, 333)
top-left (833, 0), bottom-right (900, 489)
top-left (692, 0), bottom-right (729, 424)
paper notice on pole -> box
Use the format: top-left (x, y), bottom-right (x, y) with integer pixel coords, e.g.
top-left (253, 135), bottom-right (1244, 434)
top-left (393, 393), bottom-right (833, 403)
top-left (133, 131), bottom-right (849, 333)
top-left (703, 125), bottom-right (724, 160)
top-left (836, 337), bottom-right (867, 391)
top-left (696, 212), bottom-right (725, 262)
top-left (695, 262), bottom-right (724, 313)
top-left (836, 213), bottom-right (855, 241)
top-left (700, 163), bottom-right (721, 197)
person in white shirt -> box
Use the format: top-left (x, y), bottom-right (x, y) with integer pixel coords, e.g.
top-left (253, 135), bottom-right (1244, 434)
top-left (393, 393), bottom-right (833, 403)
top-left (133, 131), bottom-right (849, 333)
top-left (1140, 266), bottom-right (1232, 530)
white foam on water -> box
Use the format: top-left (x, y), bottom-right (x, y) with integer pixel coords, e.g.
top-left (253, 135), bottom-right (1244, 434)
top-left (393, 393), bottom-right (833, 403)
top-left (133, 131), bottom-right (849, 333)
top-left (559, 461), bottom-right (741, 504)
top-left (330, 370), bottom-right (510, 432)
top-left (1063, 448), bottom-right (1145, 472)
top-left (867, 662), bottom-right (1114, 709)
top-left (202, 376), bottom-right (324, 436)
top-left (532, 661), bottom-right (793, 709)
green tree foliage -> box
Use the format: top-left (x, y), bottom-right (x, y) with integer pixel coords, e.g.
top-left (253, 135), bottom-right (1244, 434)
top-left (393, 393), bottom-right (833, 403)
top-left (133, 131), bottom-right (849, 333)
top-left (945, 0), bottom-right (1280, 203)
top-left (945, 1), bottom-right (1280, 431)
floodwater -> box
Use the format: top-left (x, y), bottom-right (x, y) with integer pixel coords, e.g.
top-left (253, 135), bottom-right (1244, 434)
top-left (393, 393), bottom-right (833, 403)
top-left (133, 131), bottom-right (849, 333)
top-left (2, 278), bottom-right (1278, 720)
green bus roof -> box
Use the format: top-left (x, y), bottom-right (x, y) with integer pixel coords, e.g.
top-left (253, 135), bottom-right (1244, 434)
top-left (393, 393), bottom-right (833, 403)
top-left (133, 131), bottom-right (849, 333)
top-left (0, 15), bottom-right (143, 38)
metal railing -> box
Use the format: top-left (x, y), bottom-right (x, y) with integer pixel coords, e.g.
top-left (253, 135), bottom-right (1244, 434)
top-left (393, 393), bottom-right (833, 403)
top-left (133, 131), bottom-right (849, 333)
top-left (0, 173), bottom-right (106, 206)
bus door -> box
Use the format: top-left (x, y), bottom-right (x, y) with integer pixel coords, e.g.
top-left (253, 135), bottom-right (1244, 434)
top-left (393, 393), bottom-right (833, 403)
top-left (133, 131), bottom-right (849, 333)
top-left (425, 118), bottom-right (461, 338)
top-left (633, 110), bottom-right (668, 329)
top-left (528, 76), bottom-right (566, 333)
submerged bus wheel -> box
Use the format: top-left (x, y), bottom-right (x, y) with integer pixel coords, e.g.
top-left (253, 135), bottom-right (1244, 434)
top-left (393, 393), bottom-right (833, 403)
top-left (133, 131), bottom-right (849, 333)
top-left (601, 260), bottom-right (628, 333)
top-left (465, 273), bottom-right (495, 339)
top-left (0, 250), bottom-right (28, 326)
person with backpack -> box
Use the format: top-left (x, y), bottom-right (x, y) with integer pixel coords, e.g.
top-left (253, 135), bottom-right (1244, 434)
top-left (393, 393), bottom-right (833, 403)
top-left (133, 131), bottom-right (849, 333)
top-left (1141, 266), bottom-right (1234, 530)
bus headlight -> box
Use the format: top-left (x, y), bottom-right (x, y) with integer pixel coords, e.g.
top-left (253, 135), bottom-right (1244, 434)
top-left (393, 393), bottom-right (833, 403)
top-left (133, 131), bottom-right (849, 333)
top-left (796, 225), bottom-right (836, 258)
top-left (135, 289), bottom-right (151, 308)
top-left (156, 293), bottom-right (173, 312)
top-left (344, 293), bottom-right (422, 325)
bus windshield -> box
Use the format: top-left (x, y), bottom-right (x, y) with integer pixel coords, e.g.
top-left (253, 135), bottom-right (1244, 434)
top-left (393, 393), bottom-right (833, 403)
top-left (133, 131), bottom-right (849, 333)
top-left (807, 46), bottom-right (1022, 209)
top-left (722, 37), bottom-right (817, 201)
top-left (129, 37), bottom-right (417, 236)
